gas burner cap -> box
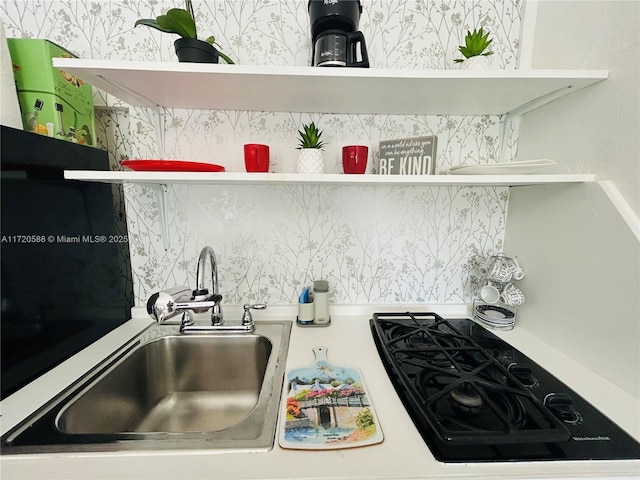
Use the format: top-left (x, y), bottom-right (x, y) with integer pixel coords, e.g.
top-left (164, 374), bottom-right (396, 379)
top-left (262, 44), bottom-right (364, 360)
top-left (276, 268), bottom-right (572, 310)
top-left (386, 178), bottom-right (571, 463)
top-left (450, 383), bottom-right (483, 408)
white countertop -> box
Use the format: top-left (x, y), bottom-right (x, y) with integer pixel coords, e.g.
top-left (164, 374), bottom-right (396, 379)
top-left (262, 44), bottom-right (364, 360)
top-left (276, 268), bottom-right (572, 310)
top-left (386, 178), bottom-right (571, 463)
top-left (1, 304), bottom-right (639, 480)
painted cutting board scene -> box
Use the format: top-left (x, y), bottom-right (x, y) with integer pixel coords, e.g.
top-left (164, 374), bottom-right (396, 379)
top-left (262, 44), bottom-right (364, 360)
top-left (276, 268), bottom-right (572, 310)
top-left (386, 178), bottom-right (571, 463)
top-left (279, 346), bottom-right (384, 450)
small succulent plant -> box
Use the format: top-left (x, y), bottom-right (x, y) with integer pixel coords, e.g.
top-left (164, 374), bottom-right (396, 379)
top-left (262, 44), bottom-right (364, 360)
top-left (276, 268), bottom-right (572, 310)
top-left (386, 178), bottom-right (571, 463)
top-left (297, 122), bottom-right (326, 150)
top-left (454, 28), bottom-right (493, 63)
top-left (134, 0), bottom-right (234, 64)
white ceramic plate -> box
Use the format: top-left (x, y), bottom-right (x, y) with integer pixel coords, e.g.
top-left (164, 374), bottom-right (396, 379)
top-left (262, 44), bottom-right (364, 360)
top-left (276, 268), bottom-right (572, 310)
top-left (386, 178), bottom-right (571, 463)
top-left (448, 159), bottom-right (557, 175)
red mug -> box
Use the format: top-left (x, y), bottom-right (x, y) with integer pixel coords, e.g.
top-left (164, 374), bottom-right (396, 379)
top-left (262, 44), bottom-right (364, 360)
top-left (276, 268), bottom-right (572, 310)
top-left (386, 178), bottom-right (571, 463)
top-left (342, 145), bottom-right (368, 174)
top-left (244, 144), bottom-right (270, 172)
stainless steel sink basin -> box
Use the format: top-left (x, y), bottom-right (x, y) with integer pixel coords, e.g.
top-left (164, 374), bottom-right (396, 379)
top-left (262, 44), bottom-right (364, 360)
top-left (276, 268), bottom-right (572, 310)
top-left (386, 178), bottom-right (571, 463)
top-left (2, 321), bottom-right (292, 454)
top-left (57, 334), bottom-right (272, 434)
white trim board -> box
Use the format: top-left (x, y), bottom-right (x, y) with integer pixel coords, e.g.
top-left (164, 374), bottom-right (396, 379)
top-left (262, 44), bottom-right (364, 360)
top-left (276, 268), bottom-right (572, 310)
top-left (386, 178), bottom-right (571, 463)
top-left (598, 180), bottom-right (640, 242)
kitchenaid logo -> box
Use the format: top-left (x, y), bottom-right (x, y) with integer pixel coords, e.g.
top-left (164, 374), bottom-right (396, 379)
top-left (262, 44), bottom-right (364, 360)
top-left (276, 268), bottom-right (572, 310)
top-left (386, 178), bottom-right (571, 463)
top-left (324, 0), bottom-right (338, 4)
top-left (572, 435), bottom-right (611, 442)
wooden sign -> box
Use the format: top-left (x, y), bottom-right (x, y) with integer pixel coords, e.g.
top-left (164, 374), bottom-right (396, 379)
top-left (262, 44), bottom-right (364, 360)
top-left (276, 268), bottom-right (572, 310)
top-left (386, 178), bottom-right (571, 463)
top-left (378, 135), bottom-right (437, 175)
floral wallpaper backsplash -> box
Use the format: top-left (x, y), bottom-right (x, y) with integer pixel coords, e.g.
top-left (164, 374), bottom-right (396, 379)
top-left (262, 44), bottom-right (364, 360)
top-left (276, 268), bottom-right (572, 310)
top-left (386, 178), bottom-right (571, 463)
top-left (127, 182), bottom-right (508, 304)
top-left (2, 0), bottom-right (524, 306)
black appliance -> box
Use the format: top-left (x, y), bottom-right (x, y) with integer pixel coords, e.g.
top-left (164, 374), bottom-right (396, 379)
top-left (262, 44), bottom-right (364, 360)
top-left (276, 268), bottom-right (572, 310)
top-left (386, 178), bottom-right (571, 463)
top-left (1, 126), bottom-right (133, 398)
top-left (308, 0), bottom-right (369, 68)
top-left (370, 312), bottom-right (640, 463)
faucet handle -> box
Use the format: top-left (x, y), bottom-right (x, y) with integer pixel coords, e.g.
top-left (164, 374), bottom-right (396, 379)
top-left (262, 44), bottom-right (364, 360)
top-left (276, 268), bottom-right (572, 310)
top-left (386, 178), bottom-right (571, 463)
top-left (242, 303), bottom-right (267, 325)
top-left (147, 286), bottom-right (192, 323)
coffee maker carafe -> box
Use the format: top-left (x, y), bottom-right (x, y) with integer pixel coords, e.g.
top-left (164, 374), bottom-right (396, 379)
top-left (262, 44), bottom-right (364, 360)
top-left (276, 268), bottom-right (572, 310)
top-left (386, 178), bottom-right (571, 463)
top-left (308, 0), bottom-right (369, 68)
top-left (314, 29), bottom-right (368, 67)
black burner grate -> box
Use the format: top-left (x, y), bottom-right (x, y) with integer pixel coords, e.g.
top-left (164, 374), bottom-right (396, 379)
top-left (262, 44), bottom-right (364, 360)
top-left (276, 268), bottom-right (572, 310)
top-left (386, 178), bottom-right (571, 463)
top-left (371, 312), bottom-right (570, 445)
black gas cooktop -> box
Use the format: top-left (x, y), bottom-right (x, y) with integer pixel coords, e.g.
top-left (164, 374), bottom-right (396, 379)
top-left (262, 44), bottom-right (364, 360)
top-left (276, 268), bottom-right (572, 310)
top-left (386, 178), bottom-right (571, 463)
top-left (370, 312), bottom-right (640, 463)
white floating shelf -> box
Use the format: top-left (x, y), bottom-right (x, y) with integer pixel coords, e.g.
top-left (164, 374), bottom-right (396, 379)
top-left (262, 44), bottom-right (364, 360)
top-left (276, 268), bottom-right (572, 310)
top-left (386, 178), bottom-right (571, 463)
top-left (53, 58), bottom-right (608, 116)
top-left (64, 170), bottom-right (596, 187)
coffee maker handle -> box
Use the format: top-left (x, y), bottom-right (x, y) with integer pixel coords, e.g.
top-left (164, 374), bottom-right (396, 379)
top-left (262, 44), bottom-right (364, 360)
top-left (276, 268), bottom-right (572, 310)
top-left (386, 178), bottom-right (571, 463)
top-left (346, 31), bottom-right (370, 68)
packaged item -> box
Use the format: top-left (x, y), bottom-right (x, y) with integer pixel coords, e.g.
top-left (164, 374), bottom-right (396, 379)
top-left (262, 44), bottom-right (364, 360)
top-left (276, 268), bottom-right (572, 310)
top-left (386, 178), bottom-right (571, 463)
top-left (7, 38), bottom-right (96, 146)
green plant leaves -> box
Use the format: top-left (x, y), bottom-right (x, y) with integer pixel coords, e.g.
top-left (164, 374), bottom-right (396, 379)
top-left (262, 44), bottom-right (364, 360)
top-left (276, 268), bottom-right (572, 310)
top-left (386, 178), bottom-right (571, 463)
top-left (203, 36), bottom-right (235, 63)
top-left (217, 51), bottom-right (235, 64)
top-left (134, 18), bottom-right (174, 34)
top-left (456, 27), bottom-right (493, 60)
top-left (156, 8), bottom-right (197, 39)
top-left (297, 122), bottom-right (325, 149)
top-left (135, 6), bottom-right (235, 63)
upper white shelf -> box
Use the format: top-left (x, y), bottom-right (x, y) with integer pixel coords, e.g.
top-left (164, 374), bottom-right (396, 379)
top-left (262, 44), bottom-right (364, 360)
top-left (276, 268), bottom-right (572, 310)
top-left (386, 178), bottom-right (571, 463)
top-left (53, 58), bottom-right (608, 116)
top-left (64, 170), bottom-right (596, 187)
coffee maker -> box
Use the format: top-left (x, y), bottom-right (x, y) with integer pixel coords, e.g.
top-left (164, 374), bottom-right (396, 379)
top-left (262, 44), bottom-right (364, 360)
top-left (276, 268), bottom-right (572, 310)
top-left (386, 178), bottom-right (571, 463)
top-left (308, 0), bottom-right (369, 68)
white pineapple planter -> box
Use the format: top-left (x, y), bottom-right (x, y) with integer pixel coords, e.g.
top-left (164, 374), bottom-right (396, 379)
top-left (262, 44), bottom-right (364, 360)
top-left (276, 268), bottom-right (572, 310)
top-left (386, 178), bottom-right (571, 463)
top-left (457, 55), bottom-right (490, 70)
top-left (297, 148), bottom-right (324, 174)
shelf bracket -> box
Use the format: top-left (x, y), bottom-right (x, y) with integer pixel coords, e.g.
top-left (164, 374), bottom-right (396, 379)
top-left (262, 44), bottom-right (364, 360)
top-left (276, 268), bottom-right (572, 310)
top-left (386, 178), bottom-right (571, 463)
top-left (148, 183), bottom-right (170, 251)
top-left (498, 114), bottom-right (521, 163)
top-left (499, 85), bottom-right (574, 162)
top-left (96, 74), bottom-right (166, 158)
top-left (95, 74), bottom-right (160, 109)
top-left (153, 106), bottom-right (166, 160)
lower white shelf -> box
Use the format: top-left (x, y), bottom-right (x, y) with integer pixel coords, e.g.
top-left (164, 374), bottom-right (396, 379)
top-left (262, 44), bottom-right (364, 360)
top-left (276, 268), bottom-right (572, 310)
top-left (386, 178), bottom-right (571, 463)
top-left (64, 171), bottom-right (595, 187)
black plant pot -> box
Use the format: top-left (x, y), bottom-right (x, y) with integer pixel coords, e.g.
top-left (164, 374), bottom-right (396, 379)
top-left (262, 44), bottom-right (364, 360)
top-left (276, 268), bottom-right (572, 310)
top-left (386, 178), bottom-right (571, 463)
top-left (174, 38), bottom-right (219, 63)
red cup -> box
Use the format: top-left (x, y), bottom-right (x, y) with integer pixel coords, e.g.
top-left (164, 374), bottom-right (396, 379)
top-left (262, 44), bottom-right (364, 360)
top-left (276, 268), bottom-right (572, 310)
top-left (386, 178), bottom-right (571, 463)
top-left (342, 145), bottom-right (368, 174)
top-left (244, 144), bottom-right (270, 172)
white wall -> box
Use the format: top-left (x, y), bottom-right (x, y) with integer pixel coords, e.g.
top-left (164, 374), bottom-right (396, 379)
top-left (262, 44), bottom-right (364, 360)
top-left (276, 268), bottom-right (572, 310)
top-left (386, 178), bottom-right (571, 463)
top-left (507, 1), bottom-right (640, 398)
top-left (517, 0), bottom-right (640, 218)
top-left (506, 183), bottom-right (640, 398)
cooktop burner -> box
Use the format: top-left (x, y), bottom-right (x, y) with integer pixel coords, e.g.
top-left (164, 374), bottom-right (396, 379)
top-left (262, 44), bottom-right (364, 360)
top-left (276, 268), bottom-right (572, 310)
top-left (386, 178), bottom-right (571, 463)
top-left (370, 312), bottom-right (640, 463)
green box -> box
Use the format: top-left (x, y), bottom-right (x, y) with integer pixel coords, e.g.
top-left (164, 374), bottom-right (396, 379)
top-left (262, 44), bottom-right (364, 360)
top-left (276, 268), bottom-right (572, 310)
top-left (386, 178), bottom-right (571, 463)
top-left (7, 39), bottom-right (96, 147)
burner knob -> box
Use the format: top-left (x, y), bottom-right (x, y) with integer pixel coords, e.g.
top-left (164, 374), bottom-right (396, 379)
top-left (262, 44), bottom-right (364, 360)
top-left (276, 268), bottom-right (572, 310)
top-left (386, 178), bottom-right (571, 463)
top-left (544, 393), bottom-right (580, 423)
top-left (508, 363), bottom-right (535, 386)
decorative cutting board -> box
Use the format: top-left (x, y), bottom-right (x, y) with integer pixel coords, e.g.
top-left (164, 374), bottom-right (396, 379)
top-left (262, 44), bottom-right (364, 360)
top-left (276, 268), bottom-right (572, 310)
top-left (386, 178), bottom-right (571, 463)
top-left (279, 346), bottom-right (384, 450)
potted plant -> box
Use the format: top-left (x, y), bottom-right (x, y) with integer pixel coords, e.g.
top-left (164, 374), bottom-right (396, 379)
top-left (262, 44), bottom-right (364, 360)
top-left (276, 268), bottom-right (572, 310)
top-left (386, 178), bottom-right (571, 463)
top-left (454, 28), bottom-right (493, 69)
top-left (135, 0), bottom-right (234, 64)
top-left (296, 122), bottom-right (326, 174)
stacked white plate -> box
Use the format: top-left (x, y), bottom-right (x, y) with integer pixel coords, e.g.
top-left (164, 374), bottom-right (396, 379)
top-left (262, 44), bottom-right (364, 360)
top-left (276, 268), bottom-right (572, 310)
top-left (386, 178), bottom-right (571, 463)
top-left (448, 159), bottom-right (558, 175)
top-left (473, 304), bottom-right (516, 330)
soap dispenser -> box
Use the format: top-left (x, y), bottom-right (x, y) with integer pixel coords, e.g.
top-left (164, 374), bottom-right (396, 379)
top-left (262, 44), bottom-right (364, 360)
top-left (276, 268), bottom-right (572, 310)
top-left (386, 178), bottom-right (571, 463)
top-left (313, 280), bottom-right (331, 325)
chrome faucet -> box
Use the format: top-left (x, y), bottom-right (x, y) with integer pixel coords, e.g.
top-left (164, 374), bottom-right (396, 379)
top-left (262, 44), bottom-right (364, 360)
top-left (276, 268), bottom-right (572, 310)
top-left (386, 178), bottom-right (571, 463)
top-left (147, 246), bottom-right (266, 333)
top-left (195, 246), bottom-right (223, 325)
